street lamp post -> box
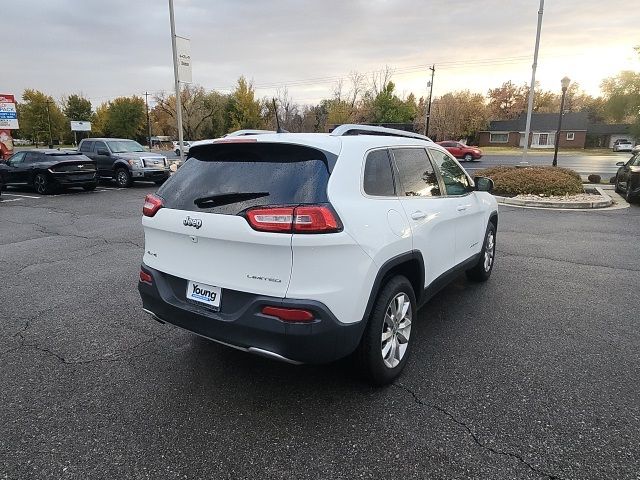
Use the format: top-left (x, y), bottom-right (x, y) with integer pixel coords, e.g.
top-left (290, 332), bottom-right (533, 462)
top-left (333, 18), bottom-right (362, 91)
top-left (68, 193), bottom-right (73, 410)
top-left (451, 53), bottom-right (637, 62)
top-left (552, 76), bottom-right (571, 167)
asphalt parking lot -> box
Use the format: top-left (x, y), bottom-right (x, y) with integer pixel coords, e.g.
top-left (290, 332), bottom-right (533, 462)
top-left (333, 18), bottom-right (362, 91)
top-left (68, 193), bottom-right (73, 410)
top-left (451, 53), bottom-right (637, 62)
top-left (1, 184), bottom-right (639, 480)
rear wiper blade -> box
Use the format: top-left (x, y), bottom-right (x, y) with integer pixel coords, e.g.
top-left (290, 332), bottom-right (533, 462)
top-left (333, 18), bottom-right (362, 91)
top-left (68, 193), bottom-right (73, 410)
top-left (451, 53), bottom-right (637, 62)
top-left (194, 192), bottom-right (270, 208)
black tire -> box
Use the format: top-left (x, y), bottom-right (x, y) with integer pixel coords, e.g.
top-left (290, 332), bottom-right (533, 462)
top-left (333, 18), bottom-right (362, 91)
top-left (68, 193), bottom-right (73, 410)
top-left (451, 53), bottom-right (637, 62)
top-left (464, 153), bottom-right (473, 162)
top-left (114, 168), bottom-right (132, 188)
top-left (626, 183), bottom-right (635, 203)
top-left (466, 222), bottom-right (496, 282)
top-left (83, 184), bottom-right (97, 191)
top-left (356, 275), bottom-right (416, 386)
top-left (614, 177), bottom-right (622, 193)
top-left (33, 173), bottom-right (52, 195)
top-left (175, 149), bottom-right (180, 156)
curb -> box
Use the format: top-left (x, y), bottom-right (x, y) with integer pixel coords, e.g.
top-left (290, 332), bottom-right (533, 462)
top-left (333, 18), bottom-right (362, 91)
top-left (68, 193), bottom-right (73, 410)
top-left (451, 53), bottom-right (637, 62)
top-left (494, 187), bottom-right (613, 209)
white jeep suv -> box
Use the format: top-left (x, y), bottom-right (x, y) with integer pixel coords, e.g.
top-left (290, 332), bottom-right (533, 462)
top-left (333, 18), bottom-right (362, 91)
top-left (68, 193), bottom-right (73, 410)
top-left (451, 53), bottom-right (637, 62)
top-left (138, 125), bottom-right (498, 384)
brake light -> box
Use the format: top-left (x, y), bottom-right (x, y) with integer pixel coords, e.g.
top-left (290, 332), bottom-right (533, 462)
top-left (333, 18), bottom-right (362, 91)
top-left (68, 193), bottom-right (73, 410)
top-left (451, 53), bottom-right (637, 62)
top-left (143, 194), bottom-right (163, 217)
top-left (261, 306), bottom-right (314, 322)
top-left (245, 205), bottom-right (341, 233)
top-left (139, 270), bottom-right (153, 285)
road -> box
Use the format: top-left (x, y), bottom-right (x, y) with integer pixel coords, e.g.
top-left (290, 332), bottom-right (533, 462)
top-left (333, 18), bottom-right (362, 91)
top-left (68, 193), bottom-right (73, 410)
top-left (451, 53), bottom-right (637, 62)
top-left (464, 152), bottom-right (631, 179)
top-left (1, 183), bottom-right (639, 479)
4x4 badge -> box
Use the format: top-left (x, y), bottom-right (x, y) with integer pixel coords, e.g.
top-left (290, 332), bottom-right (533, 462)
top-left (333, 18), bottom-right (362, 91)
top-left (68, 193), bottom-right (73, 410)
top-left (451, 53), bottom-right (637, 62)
top-left (183, 216), bottom-right (202, 229)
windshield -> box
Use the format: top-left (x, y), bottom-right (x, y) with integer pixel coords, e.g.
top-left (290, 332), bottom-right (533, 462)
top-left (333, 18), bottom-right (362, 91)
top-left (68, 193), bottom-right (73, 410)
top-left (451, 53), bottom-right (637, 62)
top-left (107, 140), bottom-right (145, 153)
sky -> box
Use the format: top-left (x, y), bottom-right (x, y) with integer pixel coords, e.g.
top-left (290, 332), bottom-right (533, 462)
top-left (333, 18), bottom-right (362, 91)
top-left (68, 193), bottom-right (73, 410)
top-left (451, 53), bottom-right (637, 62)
top-left (3, 0), bottom-right (639, 107)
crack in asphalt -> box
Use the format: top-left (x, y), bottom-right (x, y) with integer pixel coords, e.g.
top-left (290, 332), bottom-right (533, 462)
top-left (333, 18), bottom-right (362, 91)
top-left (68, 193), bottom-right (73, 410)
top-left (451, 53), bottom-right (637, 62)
top-left (0, 218), bottom-right (142, 249)
top-left (5, 309), bottom-right (175, 365)
top-left (393, 383), bottom-right (561, 480)
top-left (497, 250), bottom-right (640, 273)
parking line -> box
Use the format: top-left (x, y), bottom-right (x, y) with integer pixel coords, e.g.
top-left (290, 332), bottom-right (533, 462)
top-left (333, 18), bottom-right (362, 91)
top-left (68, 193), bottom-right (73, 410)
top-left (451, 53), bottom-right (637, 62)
top-left (0, 198), bottom-right (21, 203)
top-left (3, 193), bottom-right (41, 199)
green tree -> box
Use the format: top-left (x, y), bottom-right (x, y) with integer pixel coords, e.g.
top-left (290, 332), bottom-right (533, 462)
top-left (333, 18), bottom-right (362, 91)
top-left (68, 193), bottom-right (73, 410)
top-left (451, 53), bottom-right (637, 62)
top-left (62, 94), bottom-right (93, 143)
top-left (600, 71), bottom-right (640, 122)
top-left (369, 81), bottom-right (417, 124)
top-left (91, 102), bottom-right (110, 137)
top-left (106, 96), bottom-right (146, 141)
top-left (227, 77), bottom-right (263, 130)
top-left (17, 89), bottom-right (66, 145)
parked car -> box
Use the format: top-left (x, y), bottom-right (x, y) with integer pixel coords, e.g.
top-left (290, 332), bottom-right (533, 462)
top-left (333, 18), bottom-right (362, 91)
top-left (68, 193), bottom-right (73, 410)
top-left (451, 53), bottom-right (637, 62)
top-left (0, 149), bottom-right (97, 195)
top-left (615, 153), bottom-right (640, 203)
top-left (138, 125), bottom-right (498, 384)
top-left (78, 138), bottom-right (169, 187)
top-left (172, 141), bottom-right (193, 156)
top-left (631, 144), bottom-right (640, 155)
top-left (437, 141), bottom-right (483, 161)
top-left (613, 139), bottom-right (633, 152)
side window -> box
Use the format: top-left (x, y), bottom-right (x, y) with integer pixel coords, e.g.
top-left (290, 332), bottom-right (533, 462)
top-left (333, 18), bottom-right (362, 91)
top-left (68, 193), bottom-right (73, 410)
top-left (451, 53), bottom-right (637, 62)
top-left (631, 154), bottom-right (640, 167)
top-left (93, 141), bottom-right (107, 153)
top-left (7, 152), bottom-right (26, 165)
top-left (363, 149), bottom-right (395, 196)
top-left (428, 148), bottom-right (473, 196)
top-left (24, 152), bottom-right (42, 163)
top-left (391, 148), bottom-right (441, 197)
top-left (79, 141), bottom-right (94, 153)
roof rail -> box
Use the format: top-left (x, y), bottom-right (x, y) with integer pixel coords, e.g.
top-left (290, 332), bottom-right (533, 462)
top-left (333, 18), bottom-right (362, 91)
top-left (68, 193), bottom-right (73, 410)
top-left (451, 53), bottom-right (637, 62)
top-left (330, 124), bottom-right (432, 142)
top-left (225, 129), bottom-right (275, 137)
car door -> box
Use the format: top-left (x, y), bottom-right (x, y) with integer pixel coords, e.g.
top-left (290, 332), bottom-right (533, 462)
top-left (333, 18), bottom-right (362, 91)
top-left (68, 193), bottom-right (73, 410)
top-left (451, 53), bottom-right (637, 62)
top-left (428, 148), bottom-right (485, 265)
top-left (619, 154), bottom-right (637, 188)
top-left (390, 147), bottom-right (458, 287)
top-left (92, 141), bottom-right (112, 177)
top-left (3, 152), bottom-right (29, 185)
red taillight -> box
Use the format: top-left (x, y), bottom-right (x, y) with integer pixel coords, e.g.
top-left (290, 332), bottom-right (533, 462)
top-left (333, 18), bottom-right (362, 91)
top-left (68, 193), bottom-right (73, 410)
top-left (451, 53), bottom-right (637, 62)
top-left (245, 205), bottom-right (341, 233)
top-left (139, 270), bottom-right (153, 285)
top-left (261, 306), bottom-right (314, 322)
top-left (143, 194), bottom-right (163, 217)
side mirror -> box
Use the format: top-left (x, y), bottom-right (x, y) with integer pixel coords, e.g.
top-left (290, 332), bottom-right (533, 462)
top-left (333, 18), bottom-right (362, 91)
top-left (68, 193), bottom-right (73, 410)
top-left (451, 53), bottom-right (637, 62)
top-left (474, 176), bottom-right (494, 193)
top-left (97, 148), bottom-right (110, 156)
top-left (616, 161), bottom-right (625, 166)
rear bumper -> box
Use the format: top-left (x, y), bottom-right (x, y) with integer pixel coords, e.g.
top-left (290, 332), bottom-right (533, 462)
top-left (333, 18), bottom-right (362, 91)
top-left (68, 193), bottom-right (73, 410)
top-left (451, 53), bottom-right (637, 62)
top-left (138, 264), bottom-right (365, 364)
top-left (49, 172), bottom-right (98, 187)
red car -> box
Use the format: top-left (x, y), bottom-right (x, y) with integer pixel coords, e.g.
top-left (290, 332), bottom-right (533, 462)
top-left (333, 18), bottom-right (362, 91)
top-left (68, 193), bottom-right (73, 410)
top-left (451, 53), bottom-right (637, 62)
top-left (437, 141), bottom-right (483, 162)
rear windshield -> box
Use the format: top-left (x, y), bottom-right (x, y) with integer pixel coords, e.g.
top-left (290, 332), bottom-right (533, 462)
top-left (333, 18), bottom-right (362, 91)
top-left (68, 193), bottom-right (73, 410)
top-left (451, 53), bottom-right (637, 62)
top-left (157, 143), bottom-right (333, 215)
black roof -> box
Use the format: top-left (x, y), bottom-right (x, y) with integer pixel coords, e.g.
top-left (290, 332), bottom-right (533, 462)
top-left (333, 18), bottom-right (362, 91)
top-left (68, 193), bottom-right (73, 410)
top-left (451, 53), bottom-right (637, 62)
top-left (586, 123), bottom-right (631, 135)
top-left (488, 112), bottom-right (589, 132)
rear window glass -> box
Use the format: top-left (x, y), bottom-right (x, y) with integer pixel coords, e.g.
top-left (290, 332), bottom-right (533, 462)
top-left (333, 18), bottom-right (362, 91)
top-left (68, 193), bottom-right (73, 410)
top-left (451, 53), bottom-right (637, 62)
top-left (157, 143), bottom-right (333, 215)
top-left (79, 141), bottom-right (93, 152)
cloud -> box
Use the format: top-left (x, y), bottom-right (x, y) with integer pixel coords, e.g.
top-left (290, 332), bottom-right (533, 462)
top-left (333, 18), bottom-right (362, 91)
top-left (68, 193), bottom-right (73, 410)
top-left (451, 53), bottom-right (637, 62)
top-left (3, 0), bottom-right (638, 105)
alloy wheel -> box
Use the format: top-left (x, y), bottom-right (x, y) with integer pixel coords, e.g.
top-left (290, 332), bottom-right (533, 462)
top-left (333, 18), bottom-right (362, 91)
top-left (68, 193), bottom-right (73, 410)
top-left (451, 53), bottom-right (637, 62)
top-left (34, 175), bottom-right (46, 194)
top-left (381, 293), bottom-right (412, 368)
top-left (484, 231), bottom-right (495, 272)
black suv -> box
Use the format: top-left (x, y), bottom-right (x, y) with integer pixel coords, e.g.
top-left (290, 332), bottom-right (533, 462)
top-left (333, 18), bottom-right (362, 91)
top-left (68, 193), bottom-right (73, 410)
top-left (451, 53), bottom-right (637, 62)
top-left (78, 138), bottom-right (170, 187)
top-left (0, 149), bottom-right (98, 195)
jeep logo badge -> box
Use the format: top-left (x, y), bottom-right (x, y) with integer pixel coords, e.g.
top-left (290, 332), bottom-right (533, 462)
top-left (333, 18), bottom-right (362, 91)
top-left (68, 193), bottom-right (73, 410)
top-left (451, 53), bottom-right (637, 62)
top-left (183, 216), bottom-right (202, 229)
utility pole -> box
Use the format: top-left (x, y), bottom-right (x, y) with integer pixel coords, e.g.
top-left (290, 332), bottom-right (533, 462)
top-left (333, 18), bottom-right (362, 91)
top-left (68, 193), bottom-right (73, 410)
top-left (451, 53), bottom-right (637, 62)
top-left (424, 65), bottom-right (435, 137)
top-left (45, 101), bottom-right (53, 149)
top-left (523, 0), bottom-right (544, 161)
top-left (168, 0), bottom-right (184, 163)
top-left (144, 92), bottom-right (152, 149)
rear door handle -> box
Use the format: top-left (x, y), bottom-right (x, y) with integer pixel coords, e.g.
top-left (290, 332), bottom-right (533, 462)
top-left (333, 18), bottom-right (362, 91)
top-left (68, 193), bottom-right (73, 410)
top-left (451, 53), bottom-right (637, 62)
top-left (411, 210), bottom-right (427, 220)
top-left (456, 205), bottom-right (469, 212)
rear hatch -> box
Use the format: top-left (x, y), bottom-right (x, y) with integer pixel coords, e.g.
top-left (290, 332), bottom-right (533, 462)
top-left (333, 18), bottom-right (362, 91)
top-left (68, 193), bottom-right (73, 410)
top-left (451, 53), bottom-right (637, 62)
top-left (48, 155), bottom-right (97, 180)
top-left (142, 141), bottom-right (336, 298)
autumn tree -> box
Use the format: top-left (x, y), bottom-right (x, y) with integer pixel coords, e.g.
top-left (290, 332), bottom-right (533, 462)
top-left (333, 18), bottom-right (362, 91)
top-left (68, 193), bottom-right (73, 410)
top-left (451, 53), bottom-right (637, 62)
top-left (487, 81), bottom-right (528, 120)
top-left (227, 77), bottom-right (263, 130)
top-left (17, 89), bottom-right (66, 145)
top-left (62, 94), bottom-right (93, 143)
top-left (91, 102), bottom-right (110, 137)
top-left (153, 84), bottom-right (228, 140)
top-left (428, 90), bottom-right (488, 141)
top-left (106, 96), bottom-right (146, 141)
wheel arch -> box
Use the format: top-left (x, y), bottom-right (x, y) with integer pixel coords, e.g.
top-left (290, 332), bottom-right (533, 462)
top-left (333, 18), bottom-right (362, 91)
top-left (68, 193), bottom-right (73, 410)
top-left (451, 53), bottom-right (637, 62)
top-left (361, 250), bottom-right (425, 324)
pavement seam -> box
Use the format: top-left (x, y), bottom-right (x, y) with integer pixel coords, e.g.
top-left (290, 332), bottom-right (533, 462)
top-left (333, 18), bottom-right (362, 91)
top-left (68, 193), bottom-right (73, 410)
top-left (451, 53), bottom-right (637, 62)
top-left (393, 383), bottom-right (562, 480)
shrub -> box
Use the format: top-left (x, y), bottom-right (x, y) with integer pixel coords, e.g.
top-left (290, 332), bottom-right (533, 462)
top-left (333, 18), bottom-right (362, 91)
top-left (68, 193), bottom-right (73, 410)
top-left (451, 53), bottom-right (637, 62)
top-left (475, 166), bottom-right (584, 196)
top-left (587, 174), bottom-right (601, 184)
